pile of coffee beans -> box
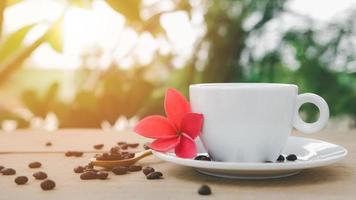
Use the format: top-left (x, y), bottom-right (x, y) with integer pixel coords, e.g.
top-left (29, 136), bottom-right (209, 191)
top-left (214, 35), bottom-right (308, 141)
top-left (94, 145), bottom-right (135, 161)
top-left (73, 142), bottom-right (142, 181)
top-left (73, 142), bottom-right (165, 181)
top-left (75, 163), bottom-right (145, 180)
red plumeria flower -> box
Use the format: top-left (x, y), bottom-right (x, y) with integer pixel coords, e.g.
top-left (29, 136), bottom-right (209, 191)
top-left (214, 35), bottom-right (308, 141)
top-left (134, 88), bottom-right (203, 158)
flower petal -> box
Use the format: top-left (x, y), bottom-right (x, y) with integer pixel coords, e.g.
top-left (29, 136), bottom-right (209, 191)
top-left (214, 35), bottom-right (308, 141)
top-left (133, 115), bottom-right (177, 139)
top-left (149, 137), bottom-right (180, 152)
top-left (180, 113), bottom-right (203, 139)
top-left (165, 88), bottom-right (191, 130)
top-left (175, 133), bottom-right (197, 158)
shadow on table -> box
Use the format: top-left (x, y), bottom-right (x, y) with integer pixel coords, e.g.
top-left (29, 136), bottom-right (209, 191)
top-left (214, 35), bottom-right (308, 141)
top-left (167, 163), bottom-right (352, 187)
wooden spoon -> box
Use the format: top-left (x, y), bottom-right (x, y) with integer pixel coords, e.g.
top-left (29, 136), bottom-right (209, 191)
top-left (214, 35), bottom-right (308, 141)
top-left (90, 149), bottom-right (152, 169)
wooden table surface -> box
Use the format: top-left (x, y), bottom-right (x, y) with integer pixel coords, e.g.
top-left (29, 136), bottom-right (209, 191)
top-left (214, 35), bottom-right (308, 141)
top-left (0, 129), bottom-right (355, 200)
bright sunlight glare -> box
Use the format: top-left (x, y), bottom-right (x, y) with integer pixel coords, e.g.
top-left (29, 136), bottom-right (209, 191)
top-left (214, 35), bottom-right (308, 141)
top-left (2, 0), bottom-right (354, 70)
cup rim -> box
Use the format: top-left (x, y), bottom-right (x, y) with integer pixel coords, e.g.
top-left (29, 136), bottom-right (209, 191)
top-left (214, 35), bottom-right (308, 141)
top-left (190, 83), bottom-right (298, 89)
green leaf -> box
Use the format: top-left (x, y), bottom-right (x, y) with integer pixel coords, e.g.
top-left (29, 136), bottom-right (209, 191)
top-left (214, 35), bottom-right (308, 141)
top-left (45, 16), bottom-right (64, 53)
top-left (105, 0), bottom-right (141, 22)
top-left (0, 23), bottom-right (35, 62)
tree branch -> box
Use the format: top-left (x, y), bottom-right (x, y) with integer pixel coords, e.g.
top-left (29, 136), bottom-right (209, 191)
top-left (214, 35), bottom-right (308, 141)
top-left (0, 35), bottom-right (45, 86)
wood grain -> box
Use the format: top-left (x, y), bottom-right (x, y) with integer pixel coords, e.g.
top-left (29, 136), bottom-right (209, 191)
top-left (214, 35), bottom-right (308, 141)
top-left (0, 129), bottom-right (354, 200)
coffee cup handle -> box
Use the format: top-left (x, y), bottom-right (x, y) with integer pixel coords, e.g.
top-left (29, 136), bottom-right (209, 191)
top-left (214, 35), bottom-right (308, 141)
top-left (293, 93), bottom-right (329, 134)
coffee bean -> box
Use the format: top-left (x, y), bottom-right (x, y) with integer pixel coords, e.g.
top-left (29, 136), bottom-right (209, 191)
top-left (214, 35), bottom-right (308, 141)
top-left (286, 154), bottom-right (297, 161)
top-left (33, 171), bottom-right (48, 180)
top-left (128, 165), bottom-right (142, 172)
top-left (101, 153), bottom-right (110, 158)
top-left (146, 171), bottom-right (163, 179)
top-left (128, 143), bottom-right (139, 148)
top-left (194, 155), bottom-right (211, 161)
top-left (277, 155), bottom-right (285, 162)
top-left (117, 142), bottom-right (127, 145)
top-left (120, 144), bottom-right (128, 150)
top-left (112, 166), bottom-right (128, 175)
top-left (40, 179), bottom-right (56, 190)
top-left (80, 171), bottom-right (97, 180)
top-left (94, 144), bottom-right (104, 150)
top-left (0, 166), bottom-right (4, 171)
top-left (122, 153), bottom-right (135, 159)
top-left (97, 153), bottom-right (120, 161)
top-left (45, 142), bottom-right (52, 146)
top-left (97, 153), bottom-right (110, 160)
top-left (29, 161), bottom-right (42, 168)
top-left (85, 163), bottom-right (94, 169)
top-left (142, 167), bottom-right (155, 175)
top-left (110, 147), bottom-right (121, 155)
top-left (198, 185), bottom-right (211, 195)
top-left (2, 168), bottom-right (16, 175)
top-left (84, 169), bottom-right (99, 173)
top-left (110, 154), bottom-right (123, 160)
top-left (73, 151), bottom-right (83, 157)
top-left (143, 143), bottom-right (150, 150)
top-left (97, 172), bottom-right (109, 180)
top-left (15, 176), bottom-right (28, 185)
top-left (74, 166), bottom-right (85, 173)
top-left (65, 151), bottom-right (83, 157)
top-left (97, 151), bottom-right (131, 161)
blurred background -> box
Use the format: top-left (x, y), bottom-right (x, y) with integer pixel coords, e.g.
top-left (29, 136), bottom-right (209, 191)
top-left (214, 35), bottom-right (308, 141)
top-left (0, 0), bottom-right (355, 132)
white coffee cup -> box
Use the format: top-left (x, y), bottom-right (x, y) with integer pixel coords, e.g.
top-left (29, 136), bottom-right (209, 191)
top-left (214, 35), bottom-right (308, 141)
top-left (189, 83), bottom-right (329, 162)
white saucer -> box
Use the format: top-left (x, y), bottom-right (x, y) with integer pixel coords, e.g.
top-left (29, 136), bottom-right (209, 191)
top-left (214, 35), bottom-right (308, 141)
top-left (152, 136), bottom-right (347, 179)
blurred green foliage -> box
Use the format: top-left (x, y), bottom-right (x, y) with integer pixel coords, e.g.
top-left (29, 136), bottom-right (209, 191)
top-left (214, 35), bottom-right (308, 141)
top-left (0, 0), bottom-right (355, 128)
top-left (21, 67), bottom-right (156, 128)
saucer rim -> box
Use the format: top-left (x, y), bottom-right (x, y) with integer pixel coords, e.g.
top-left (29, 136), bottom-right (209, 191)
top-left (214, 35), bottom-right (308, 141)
top-left (152, 136), bottom-right (348, 171)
